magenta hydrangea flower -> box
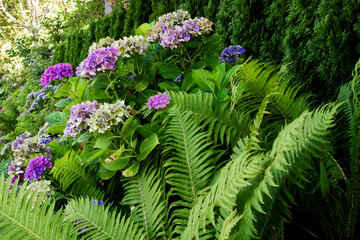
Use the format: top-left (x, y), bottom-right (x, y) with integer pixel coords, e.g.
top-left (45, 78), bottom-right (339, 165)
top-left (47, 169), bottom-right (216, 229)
top-left (64, 100), bottom-right (99, 137)
top-left (40, 63), bottom-right (74, 86)
top-left (76, 46), bottom-right (120, 79)
top-left (24, 156), bottom-right (52, 182)
top-left (147, 92), bottom-right (171, 109)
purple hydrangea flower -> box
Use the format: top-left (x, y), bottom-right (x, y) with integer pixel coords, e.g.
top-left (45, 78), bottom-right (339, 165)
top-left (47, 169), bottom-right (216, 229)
top-left (41, 63), bottom-right (74, 86)
top-left (174, 74), bottom-right (183, 82)
top-left (24, 156), bottom-right (52, 182)
top-left (76, 46), bottom-right (120, 79)
top-left (160, 26), bottom-right (191, 49)
top-left (8, 160), bottom-right (26, 187)
top-left (128, 74), bottom-right (135, 81)
top-left (219, 45), bottom-right (245, 64)
top-left (64, 100), bottom-right (99, 137)
top-left (147, 92), bottom-right (171, 109)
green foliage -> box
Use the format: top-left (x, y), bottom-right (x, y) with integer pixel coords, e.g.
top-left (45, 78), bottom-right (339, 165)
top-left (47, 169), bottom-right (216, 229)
top-left (0, 176), bottom-right (75, 240)
top-left (64, 197), bottom-right (146, 240)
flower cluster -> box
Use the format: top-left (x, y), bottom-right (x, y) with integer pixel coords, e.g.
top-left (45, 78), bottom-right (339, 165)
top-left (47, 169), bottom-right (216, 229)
top-left (219, 45), bottom-right (245, 64)
top-left (87, 101), bottom-right (132, 134)
top-left (76, 46), bottom-right (120, 79)
top-left (147, 92), bottom-right (171, 109)
top-left (64, 100), bottom-right (99, 137)
top-left (26, 180), bottom-right (54, 198)
top-left (174, 74), bottom-right (183, 82)
top-left (24, 156), bottom-right (52, 182)
top-left (112, 35), bottom-right (149, 57)
top-left (88, 36), bottom-right (115, 54)
top-left (8, 160), bottom-right (26, 187)
top-left (23, 84), bottom-right (62, 115)
top-left (40, 63), bottom-right (74, 86)
top-left (11, 128), bottom-right (52, 163)
top-left (147, 10), bottom-right (213, 49)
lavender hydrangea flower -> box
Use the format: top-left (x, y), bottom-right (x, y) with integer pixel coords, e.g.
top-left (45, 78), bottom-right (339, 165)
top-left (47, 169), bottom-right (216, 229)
top-left (41, 63), bottom-right (74, 86)
top-left (8, 160), bottom-right (26, 187)
top-left (128, 74), bottom-right (135, 81)
top-left (219, 45), bottom-right (245, 64)
top-left (64, 100), bottom-right (99, 137)
top-left (147, 10), bottom-right (213, 49)
top-left (24, 156), bottom-right (52, 182)
top-left (76, 46), bottom-right (120, 79)
top-left (147, 92), bottom-right (171, 109)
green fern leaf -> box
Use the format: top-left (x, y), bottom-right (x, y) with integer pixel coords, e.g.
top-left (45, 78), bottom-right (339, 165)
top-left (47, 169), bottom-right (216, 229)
top-left (64, 197), bottom-right (145, 240)
top-left (50, 150), bottom-right (103, 198)
top-left (121, 165), bottom-right (168, 240)
top-left (0, 176), bottom-right (75, 240)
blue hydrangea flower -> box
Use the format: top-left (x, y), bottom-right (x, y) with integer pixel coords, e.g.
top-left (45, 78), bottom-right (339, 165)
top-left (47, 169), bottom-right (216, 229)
top-left (219, 45), bottom-right (245, 64)
top-left (174, 74), bottom-right (183, 82)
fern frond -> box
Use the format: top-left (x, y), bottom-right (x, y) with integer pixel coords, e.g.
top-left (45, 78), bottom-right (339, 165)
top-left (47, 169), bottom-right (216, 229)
top-left (64, 197), bottom-right (145, 240)
top-left (231, 59), bottom-right (308, 141)
top-left (0, 176), bottom-right (74, 240)
top-left (51, 150), bottom-right (103, 198)
top-left (121, 165), bottom-right (168, 240)
top-left (162, 105), bottom-right (219, 236)
top-left (167, 91), bottom-right (250, 146)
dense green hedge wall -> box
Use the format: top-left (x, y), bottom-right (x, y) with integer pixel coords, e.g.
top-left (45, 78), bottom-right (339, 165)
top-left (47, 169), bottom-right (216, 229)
top-left (53, 0), bottom-right (360, 100)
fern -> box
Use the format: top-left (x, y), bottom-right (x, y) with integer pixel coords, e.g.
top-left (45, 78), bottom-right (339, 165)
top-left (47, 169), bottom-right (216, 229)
top-left (231, 59), bottom-right (308, 143)
top-left (167, 90), bottom-right (250, 146)
top-left (182, 101), bottom-right (338, 239)
top-left (121, 165), bottom-right (168, 240)
top-left (50, 150), bottom-right (103, 199)
top-left (162, 105), bottom-right (219, 236)
top-left (63, 197), bottom-right (145, 240)
top-left (0, 176), bottom-right (74, 240)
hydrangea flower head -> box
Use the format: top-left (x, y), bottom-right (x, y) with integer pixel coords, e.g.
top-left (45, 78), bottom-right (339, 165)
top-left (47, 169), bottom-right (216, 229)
top-left (24, 156), bottom-right (52, 182)
top-left (147, 10), bottom-right (213, 49)
top-left (76, 46), bottom-right (120, 79)
top-left (112, 35), bottom-right (149, 57)
top-left (8, 160), bottom-right (26, 187)
top-left (88, 36), bottom-right (115, 54)
top-left (174, 74), bottom-right (183, 82)
top-left (87, 100), bottom-right (132, 134)
top-left (147, 92), bottom-right (171, 109)
top-left (40, 63), bottom-right (74, 86)
top-left (64, 100), bottom-right (99, 137)
top-left (219, 45), bottom-right (245, 64)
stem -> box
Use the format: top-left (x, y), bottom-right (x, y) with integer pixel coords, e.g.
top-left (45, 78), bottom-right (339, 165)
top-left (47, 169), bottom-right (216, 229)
top-left (133, 55), bottom-right (140, 75)
top-left (183, 47), bottom-right (193, 65)
top-left (105, 72), bottom-right (118, 99)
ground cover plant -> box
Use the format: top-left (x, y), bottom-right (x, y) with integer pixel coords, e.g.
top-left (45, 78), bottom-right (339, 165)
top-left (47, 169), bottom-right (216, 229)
top-left (0, 5), bottom-right (360, 240)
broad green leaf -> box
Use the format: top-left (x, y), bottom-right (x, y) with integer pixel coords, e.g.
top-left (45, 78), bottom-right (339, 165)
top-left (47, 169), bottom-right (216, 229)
top-left (55, 98), bottom-right (74, 108)
top-left (203, 34), bottom-right (222, 56)
top-left (45, 112), bottom-right (67, 124)
top-left (122, 162), bottom-right (140, 177)
top-left (77, 132), bottom-right (93, 143)
top-left (94, 131), bottom-right (114, 149)
top-left (88, 89), bottom-right (110, 101)
top-left (98, 165), bottom-right (117, 180)
top-left (133, 75), bottom-right (149, 92)
top-left (92, 75), bottom-right (110, 89)
top-left (159, 81), bottom-right (180, 91)
top-left (55, 84), bottom-right (75, 98)
top-left (116, 62), bottom-right (134, 77)
top-left (205, 55), bottom-right (220, 68)
top-left (121, 117), bottom-right (139, 142)
top-left (82, 147), bottom-right (110, 163)
top-left (135, 23), bottom-right (152, 36)
top-left (47, 124), bottom-right (66, 134)
top-left (101, 145), bottom-right (133, 171)
top-left (137, 133), bottom-right (159, 161)
top-left (192, 69), bottom-right (215, 92)
top-left (159, 63), bottom-right (182, 79)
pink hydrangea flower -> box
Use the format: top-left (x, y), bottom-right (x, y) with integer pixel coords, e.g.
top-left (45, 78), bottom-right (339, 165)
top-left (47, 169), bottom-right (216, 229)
top-left (147, 92), bottom-right (171, 109)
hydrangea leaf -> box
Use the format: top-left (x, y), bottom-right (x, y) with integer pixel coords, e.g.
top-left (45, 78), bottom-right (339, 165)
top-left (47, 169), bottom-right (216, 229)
top-left (122, 162), bottom-right (140, 177)
top-left (159, 63), bottom-right (182, 79)
top-left (135, 23), bottom-right (152, 36)
top-left (45, 112), bottom-right (67, 124)
top-left (54, 83), bottom-right (76, 98)
top-left (101, 145), bottom-right (134, 171)
top-left (137, 133), bottom-right (159, 161)
top-left (98, 165), bottom-right (117, 180)
top-left (76, 132), bottom-right (94, 143)
top-left (92, 74), bottom-right (110, 89)
top-left (55, 98), bottom-right (74, 108)
top-left (159, 81), bottom-right (180, 91)
top-left (94, 132), bottom-right (114, 149)
top-left (192, 69), bottom-right (215, 92)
